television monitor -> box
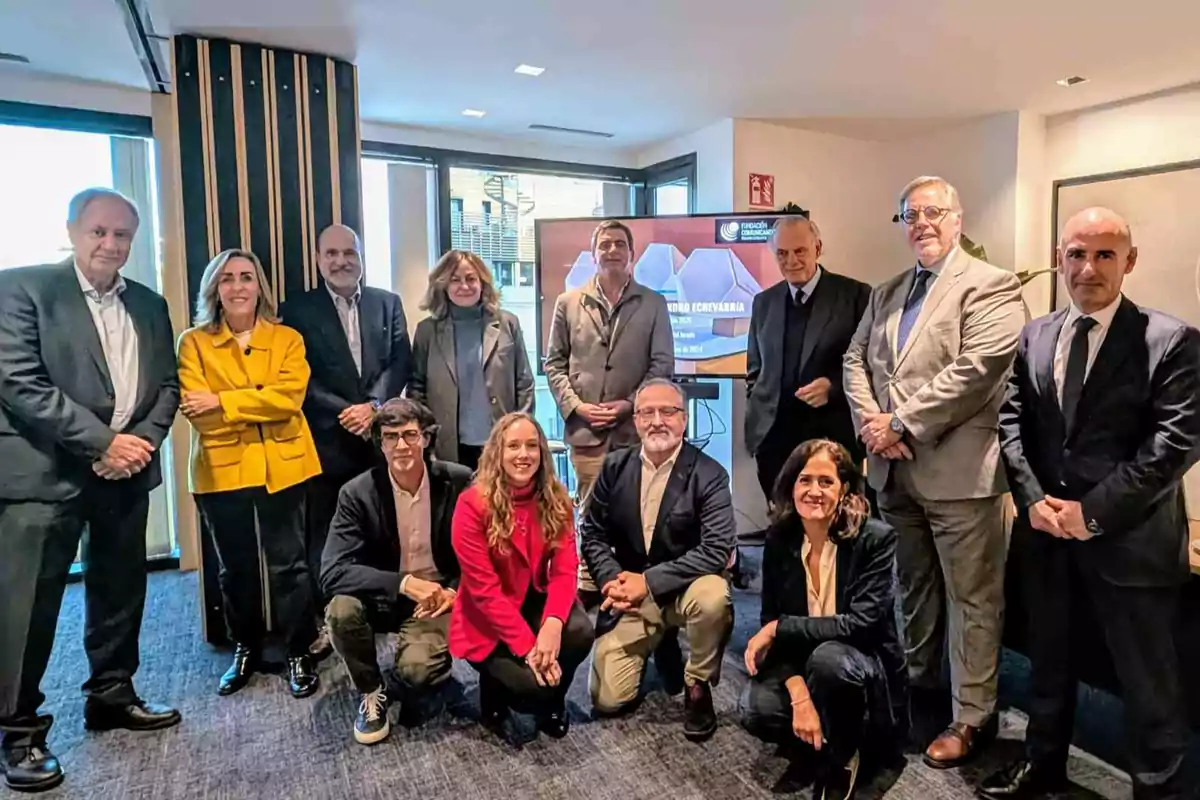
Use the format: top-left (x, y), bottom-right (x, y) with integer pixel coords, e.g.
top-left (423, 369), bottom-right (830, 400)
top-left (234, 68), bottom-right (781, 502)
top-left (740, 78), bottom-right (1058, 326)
top-left (534, 213), bottom-right (789, 379)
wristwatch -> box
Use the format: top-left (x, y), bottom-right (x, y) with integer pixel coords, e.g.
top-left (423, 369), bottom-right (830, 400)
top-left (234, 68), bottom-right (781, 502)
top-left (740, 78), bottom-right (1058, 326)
top-left (889, 415), bottom-right (906, 436)
top-left (1086, 519), bottom-right (1103, 537)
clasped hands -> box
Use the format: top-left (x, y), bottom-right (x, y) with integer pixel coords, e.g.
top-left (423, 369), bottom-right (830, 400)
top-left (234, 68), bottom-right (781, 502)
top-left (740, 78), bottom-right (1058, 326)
top-left (339, 402), bottom-right (376, 439)
top-left (599, 571), bottom-right (649, 614)
top-left (859, 412), bottom-right (914, 462)
top-left (1029, 496), bottom-right (1094, 540)
top-left (575, 400), bottom-right (632, 431)
top-left (524, 617), bottom-right (564, 687)
top-left (402, 576), bottom-right (457, 619)
top-left (92, 433), bottom-right (154, 481)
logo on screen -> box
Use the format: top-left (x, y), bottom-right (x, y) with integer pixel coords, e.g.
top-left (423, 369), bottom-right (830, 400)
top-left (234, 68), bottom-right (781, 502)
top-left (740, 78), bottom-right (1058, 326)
top-left (714, 217), bottom-right (777, 244)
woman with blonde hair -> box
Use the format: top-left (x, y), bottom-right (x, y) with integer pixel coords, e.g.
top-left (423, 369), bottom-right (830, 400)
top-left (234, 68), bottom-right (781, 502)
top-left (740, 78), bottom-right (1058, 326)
top-left (409, 250), bottom-right (533, 471)
top-left (448, 412), bottom-right (593, 740)
top-left (740, 440), bottom-right (908, 798)
top-left (177, 249), bottom-right (323, 699)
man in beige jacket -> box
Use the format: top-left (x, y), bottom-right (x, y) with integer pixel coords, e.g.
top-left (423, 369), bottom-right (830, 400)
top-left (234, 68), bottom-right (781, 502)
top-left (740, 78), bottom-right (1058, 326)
top-left (843, 176), bottom-right (1024, 769)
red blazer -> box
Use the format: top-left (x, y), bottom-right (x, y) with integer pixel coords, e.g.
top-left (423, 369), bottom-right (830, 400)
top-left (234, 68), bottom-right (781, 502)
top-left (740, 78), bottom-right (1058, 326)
top-left (449, 483), bottom-right (579, 662)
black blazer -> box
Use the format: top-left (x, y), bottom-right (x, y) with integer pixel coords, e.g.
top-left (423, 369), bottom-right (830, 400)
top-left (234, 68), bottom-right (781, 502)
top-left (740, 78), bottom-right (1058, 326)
top-left (580, 441), bottom-right (736, 636)
top-left (320, 461), bottom-right (474, 608)
top-left (999, 297), bottom-right (1200, 587)
top-left (0, 262), bottom-right (179, 501)
top-left (745, 269), bottom-right (870, 456)
top-left (280, 284), bottom-right (411, 478)
top-left (760, 517), bottom-right (908, 733)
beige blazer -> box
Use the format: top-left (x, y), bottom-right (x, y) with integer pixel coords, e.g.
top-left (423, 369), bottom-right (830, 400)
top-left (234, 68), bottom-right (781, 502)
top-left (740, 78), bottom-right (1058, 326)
top-left (842, 248), bottom-right (1025, 500)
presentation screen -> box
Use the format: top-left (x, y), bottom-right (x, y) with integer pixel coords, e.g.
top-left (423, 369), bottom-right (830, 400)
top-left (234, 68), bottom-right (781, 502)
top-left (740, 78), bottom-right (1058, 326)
top-left (535, 213), bottom-right (787, 378)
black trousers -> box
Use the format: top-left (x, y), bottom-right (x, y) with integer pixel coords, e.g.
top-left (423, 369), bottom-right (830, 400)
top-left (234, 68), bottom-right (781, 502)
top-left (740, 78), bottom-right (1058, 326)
top-left (1017, 524), bottom-right (1188, 800)
top-left (0, 479), bottom-right (150, 748)
top-left (304, 471), bottom-right (361, 612)
top-left (470, 593), bottom-right (595, 716)
top-left (457, 443), bottom-right (483, 474)
top-left (740, 641), bottom-right (879, 770)
top-left (195, 484), bottom-right (315, 656)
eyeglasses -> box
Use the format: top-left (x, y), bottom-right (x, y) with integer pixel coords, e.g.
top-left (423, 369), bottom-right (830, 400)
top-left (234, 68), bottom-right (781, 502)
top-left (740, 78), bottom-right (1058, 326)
top-left (897, 206), bottom-right (954, 225)
top-left (381, 430), bottom-right (428, 447)
top-left (633, 406), bottom-right (684, 421)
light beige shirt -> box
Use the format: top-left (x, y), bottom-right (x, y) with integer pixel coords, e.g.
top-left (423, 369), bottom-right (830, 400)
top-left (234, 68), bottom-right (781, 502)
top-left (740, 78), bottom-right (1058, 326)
top-left (639, 442), bottom-right (682, 552)
top-left (1054, 294), bottom-right (1121, 405)
top-left (392, 467), bottom-right (440, 593)
top-left (800, 538), bottom-right (838, 618)
top-left (75, 262), bottom-right (139, 432)
top-left (327, 283), bottom-right (362, 376)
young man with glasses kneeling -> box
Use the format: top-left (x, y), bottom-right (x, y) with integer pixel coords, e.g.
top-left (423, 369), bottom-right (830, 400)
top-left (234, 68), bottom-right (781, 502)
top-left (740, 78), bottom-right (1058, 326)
top-left (580, 379), bottom-right (736, 740)
top-left (320, 399), bottom-right (473, 744)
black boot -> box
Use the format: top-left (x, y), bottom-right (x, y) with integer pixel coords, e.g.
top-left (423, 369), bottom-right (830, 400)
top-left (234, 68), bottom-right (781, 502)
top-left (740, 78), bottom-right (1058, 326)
top-left (218, 644), bottom-right (257, 696)
top-left (478, 673), bottom-right (509, 736)
top-left (536, 694), bottom-right (570, 739)
top-left (287, 655), bottom-right (319, 698)
top-left (2, 715), bottom-right (63, 793)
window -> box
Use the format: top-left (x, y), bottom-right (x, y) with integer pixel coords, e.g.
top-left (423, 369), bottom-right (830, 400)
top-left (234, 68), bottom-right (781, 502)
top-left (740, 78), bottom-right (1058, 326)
top-left (0, 108), bottom-right (176, 562)
top-left (359, 156), bottom-right (440, 293)
top-left (643, 154), bottom-right (696, 216)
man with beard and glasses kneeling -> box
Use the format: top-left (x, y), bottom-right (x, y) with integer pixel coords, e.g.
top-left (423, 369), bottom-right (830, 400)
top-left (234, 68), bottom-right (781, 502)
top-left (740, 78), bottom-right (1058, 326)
top-left (580, 378), bottom-right (735, 740)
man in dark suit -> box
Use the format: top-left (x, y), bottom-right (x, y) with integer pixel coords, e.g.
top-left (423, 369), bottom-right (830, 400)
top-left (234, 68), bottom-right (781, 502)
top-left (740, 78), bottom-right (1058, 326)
top-left (279, 224), bottom-right (411, 658)
top-left (0, 189), bottom-right (181, 793)
top-left (320, 398), bottom-right (472, 746)
top-left (983, 207), bottom-right (1200, 800)
top-left (580, 378), bottom-right (736, 741)
top-left (746, 216), bottom-right (870, 502)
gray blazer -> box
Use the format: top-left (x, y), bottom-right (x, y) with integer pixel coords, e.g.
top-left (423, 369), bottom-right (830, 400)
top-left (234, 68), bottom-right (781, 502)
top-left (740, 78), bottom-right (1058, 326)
top-left (0, 261), bottom-right (180, 502)
top-left (544, 278), bottom-right (674, 448)
top-left (409, 308), bottom-right (534, 463)
top-left (842, 248), bottom-right (1025, 500)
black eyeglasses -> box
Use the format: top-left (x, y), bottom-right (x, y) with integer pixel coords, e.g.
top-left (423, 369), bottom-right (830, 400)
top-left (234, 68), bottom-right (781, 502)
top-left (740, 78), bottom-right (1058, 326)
top-left (896, 206), bottom-right (954, 225)
top-left (633, 406), bottom-right (684, 421)
top-left (381, 430), bottom-right (428, 447)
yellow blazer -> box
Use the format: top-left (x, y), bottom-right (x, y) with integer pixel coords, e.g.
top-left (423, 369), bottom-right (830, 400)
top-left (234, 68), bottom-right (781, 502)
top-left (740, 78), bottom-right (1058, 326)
top-left (177, 318), bottom-right (322, 495)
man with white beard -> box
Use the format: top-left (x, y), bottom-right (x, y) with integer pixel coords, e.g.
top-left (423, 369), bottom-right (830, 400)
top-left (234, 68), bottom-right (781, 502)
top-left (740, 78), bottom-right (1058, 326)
top-left (580, 378), bottom-right (735, 741)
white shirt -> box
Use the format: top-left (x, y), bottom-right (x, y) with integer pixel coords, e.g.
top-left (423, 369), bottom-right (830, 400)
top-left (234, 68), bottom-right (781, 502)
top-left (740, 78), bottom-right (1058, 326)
top-left (786, 265), bottom-right (823, 305)
top-left (75, 262), bottom-right (139, 432)
top-left (1054, 295), bottom-right (1122, 405)
top-left (391, 467), bottom-right (440, 592)
top-left (800, 538), bottom-right (838, 617)
top-left (327, 284), bottom-right (362, 376)
top-left (639, 442), bottom-right (682, 552)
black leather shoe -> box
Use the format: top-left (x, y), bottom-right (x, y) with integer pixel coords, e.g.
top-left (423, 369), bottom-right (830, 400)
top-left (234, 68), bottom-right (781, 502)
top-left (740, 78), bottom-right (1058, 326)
top-left (683, 681), bottom-right (717, 741)
top-left (2, 743), bottom-right (63, 793)
top-left (536, 706), bottom-right (570, 739)
top-left (287, 655), bottom-right (319, 698)
top-left (218, 644), bottom-right (257, 696)
top-left (478, 673), bottom-right (509, 736)
top-left (653, 631), bottom-right (685, 696)
top-left (979, 759), bottom-right (1068, 798)
top-left (84, 700), bottom-right (181, 732)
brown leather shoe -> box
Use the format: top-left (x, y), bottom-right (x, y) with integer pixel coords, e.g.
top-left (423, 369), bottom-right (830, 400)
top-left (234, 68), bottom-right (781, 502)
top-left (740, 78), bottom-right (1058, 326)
top-left (921, 717), bottom-right (997, 769)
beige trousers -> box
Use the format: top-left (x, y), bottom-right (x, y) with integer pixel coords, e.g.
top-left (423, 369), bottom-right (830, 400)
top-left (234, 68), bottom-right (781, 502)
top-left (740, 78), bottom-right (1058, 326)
top-left (589, 574), bottom-right (732, 714)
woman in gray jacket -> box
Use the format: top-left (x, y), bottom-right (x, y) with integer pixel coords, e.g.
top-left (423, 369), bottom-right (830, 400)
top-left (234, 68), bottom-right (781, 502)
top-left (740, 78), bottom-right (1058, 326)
top-left (409, 250), bottom-right (534, 471)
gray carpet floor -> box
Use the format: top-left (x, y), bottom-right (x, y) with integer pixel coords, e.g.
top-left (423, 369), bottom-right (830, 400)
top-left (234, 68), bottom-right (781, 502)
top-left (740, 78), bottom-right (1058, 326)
top-left (31, 566), bottom-right (1139, 799)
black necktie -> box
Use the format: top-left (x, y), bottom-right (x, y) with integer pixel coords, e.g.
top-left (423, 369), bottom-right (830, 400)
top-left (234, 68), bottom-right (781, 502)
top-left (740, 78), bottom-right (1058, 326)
top-left (896, 269), bottom-right (934, 353)
top-left (1061, 316), bottom-right (1098, 432)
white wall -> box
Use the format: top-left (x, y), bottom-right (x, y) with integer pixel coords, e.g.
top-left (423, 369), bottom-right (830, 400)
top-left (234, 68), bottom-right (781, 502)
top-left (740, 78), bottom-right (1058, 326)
top-left (0, 71), bottom-right (152, 116)
top-left (362, 120), bottom-right (639, 168)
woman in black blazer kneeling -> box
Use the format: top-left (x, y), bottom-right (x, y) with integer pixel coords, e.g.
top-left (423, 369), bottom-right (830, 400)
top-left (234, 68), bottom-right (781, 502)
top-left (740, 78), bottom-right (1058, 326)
top-left (741, 439), bottom-right (908, 799)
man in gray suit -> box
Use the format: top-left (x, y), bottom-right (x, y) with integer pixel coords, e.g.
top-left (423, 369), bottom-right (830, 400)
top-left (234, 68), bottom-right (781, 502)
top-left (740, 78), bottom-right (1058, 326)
top-left (0, 189), bottom-right (181, 793)
top-left (545, 220), bottom-right (674, 588)
top-left (843, 176), bottom-right (1024, 769)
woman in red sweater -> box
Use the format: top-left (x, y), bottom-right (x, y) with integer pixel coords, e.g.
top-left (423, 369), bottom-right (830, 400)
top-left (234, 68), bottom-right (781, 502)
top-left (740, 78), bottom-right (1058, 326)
top-left (449, 412), bottom-right (594, 739)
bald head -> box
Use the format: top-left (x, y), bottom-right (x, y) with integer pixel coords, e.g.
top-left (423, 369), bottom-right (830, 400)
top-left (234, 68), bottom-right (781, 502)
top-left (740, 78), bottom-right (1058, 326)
top-left (317, 224), bottom-right (363, 297)
top-left (1057, 206), bottom-right (1137, 314)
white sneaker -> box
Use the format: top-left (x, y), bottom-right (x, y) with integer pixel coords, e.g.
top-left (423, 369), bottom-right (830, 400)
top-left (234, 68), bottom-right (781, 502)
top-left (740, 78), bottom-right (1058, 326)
top-left (353, 688), bottom-right (390, 745)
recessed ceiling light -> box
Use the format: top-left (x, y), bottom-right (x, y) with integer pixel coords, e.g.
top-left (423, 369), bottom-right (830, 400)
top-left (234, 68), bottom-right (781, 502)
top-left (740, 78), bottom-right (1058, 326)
top-left (1056, 75), bottom-right (1088, 87)
top-left (514, 64), bottom-right (545, 77)
top-left (461, 108), bottom-right (487, 118)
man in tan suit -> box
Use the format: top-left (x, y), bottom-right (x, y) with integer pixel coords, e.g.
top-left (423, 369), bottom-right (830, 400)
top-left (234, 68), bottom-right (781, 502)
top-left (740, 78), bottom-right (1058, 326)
top-left (843, 176), bottom-right (1024, 769)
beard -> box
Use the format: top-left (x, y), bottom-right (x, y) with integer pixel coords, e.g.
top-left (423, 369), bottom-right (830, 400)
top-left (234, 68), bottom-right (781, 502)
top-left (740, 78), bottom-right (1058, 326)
top-left (642, 431), bottom-right (680, 454)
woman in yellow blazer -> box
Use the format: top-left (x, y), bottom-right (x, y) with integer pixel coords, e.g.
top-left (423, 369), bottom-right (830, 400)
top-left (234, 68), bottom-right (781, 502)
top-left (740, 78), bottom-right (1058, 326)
top-left (177, 248), bottom-right (323, 700)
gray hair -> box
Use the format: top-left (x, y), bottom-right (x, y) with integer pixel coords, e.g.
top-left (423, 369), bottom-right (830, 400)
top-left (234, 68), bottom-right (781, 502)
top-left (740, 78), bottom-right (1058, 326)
top-left (897, 175), bottom-right (961, 213)
top-left (769, 215), bottom-right (821, 246)
top-left (67, 187), bottom-right (140, 228)
top-left (635, 377), bottom-right (686, 407)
